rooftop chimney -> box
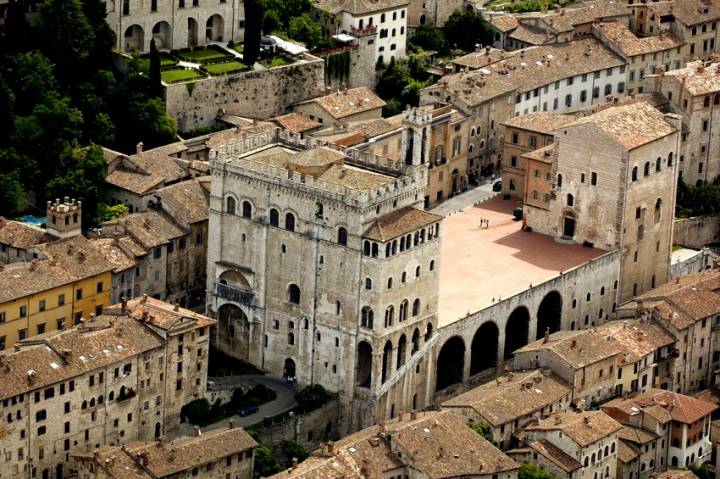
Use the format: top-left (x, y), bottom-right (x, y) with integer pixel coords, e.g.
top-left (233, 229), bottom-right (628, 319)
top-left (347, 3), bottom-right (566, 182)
top-left (136, 142), bottom-right (144, 155)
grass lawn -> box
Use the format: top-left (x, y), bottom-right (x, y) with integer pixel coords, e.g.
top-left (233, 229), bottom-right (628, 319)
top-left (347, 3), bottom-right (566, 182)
top-left (175, 45), bottom-right (233, 62)
top-left (232, 43), bottom-right (244, 54)
top-left (203, 60), bottom-right (249, 75)
top-left (161, 68), bottom-right (203, 83)
top-left (159, 52), bottom-right (178, 66)
top-left (267, 56), bottom-right (291, 67)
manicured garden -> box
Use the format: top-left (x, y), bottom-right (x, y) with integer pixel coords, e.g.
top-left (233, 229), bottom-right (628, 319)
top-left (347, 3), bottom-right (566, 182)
top-left (160, 68), bottom-right (204, 83)
top-left (175, 44), bottom-right (234, 62)
top-left (202, 60), bottom-right (250, 75)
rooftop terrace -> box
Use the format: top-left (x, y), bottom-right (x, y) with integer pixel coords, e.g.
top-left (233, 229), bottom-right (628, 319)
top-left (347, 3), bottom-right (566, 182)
top-left (437, 196), bottom-right (605, 326)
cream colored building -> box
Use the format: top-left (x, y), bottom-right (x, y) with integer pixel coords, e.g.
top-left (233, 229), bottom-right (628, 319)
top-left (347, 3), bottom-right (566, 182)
top-left (0, 297), bottom-right (214, 479)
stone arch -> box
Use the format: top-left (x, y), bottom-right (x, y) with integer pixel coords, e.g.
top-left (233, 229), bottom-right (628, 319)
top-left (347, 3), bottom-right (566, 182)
top-left (382, 340), bottom-right (393, 383)
top-left (187, 17), bottom-right (199, 47)
top-left (396, 334), bottom-right (407, 369)
top-left (505, 306), bottom-right (530, 359)
top-left (217, 304), bottom-right (251, 361)
top-left (436, 336), bottom-right (465, 391)
top-left (470, 321), bottom-right (498, 375)
top-left (537, 291), bottom-right (562, 339)
top-left (151, 21), bottom-right (171, 49)
top-left (356, 341), bottom-right (372, 387)
top-left (124, 24), bottom-right (144, 52)
top-left (206, 14), bottom-right (224, 42)
top-left (284, 358), bottom-right (296, 378)
top-left (219, 270), bottom-right (251, 289)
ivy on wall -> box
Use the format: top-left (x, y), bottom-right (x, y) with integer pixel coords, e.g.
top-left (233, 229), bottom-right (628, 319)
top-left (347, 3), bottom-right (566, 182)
top-left (324, 50), bottom-right (350, 84)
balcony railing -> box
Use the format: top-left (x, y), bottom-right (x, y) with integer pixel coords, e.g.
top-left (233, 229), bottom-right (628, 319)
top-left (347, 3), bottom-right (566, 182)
top-left (215, 282), bottom-right (255, 306)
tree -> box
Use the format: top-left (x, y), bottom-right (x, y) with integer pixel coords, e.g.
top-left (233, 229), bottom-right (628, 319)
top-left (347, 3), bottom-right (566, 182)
top-left (288, 14), bottom-right (329, 51)
top-left (467, 419), bottom-right (493, 442)
top-left (35, 0), bottom-right (95, 83)
top-left (410, 24), bottom-right (446, 53)
top-left (0, 169), bottom-right (25, 217)
top-left (96, 203), bottom-right (128, 223)
top-left (149, 39), bottom-right (162, 99)
top-left (0, 77), bottom-right (14, 146)
top-left (47, 144), bottom-right (107, 227)
top-left (518, 464), bottom-right (555, 479)
top-left (443, 9), bottom-right (493, 52)
top-left (128, 98), bottom-right (177, 149)
top-left (295, 384), bottom-right (331, 412)
top-left (244, 0), bottom-right (263, 65)
top-left (262, 10), bottom-right (281, 35)
top-left (2, 0), bottom-right (32, 54)
top-left (254, 444), bottom-right (282, 476)
top-left (279, 439), bottom-right (309, 467)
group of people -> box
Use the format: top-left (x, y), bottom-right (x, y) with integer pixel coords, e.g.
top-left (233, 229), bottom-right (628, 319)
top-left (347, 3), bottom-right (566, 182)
top-left (479, 218), bottom-right (490, 229)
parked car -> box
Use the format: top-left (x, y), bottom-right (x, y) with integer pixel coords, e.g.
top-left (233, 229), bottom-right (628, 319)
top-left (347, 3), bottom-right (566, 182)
top-left (237, 404), bottom-right (259, 417)
top-left (492, 180), bottom-right (502, 192)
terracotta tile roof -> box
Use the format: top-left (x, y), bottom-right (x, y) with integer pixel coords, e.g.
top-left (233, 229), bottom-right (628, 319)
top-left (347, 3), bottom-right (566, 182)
top-left (312, 0), bottom-right (409, 15)
top-left (648, 0), bottom-right (720, 26)
top-left (106, 149), bottom-right (189, 195)
top-left (297, 87), bottom-right (386, 120)
top-left (108, 296), bottom-right (216, 332)
top-left (270, 411), bottom-right (518, 479)
top-left (127, 427), bottom-right (256, 476)
top-left (604, 389), bottom-right (717, 425)
top-left (594, 21), bottom-right (683, 57)
top-left (0, 235), bottom-right (114, 303)
top-left (452, 47), bottom-right (516, 70)
top-left (118, 236), bottom-right (148, 258)
top-left (529, 440), bottom-right (582, 472)
top-left (523, 145), bottom-right (556, 163)
top-left (529, 0), bottom-right (630, 33)
top-left (618, 425), bottom-right (659, 445)
top-left (273, 112), bottom-right (322, 133)
top-left (0, 218), bottom-right (55, 250)
top-left (442, 369), bottom-right (571, 426)
top-left (154, 178), bottom-right (210, 226)
top-left (205, 121), bottom-right (277, 149)
top-left (318, 164), bottom-right (395, 190)
top-left (664, 61), bottom-right (720, 96)
top-left (656, 470), bottom-right (701, 479)
top-left (89, 238), bottom-right (137, 273)
top-left (503, 111), bottom-right (577, 135)
top-left (564, 101), bottom-right (676, 150)
top-left (517, 319), bottom-right (674, 369)
top-left (618, 440), bottom-right (641, 463)
top-left (0, 314), bottom-right (164, 401)
top-left (105, 211), bottom-right (185, 249)
top-left (427, 38), bottom-right (623, 108)
top-left (627, 270), bottom-right (720, 328)
top-left (363, 206), bottom-right (442, 242)
top-left (509, 23), bottom-right (554, 46)
top-left (489, 15), bottom-right (519, 33)
top-left (525, 411), bottom-right (622, 447)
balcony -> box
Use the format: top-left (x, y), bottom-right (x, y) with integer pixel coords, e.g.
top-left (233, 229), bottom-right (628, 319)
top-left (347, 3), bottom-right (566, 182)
top-left (215, 282), bottom-right (255, 306)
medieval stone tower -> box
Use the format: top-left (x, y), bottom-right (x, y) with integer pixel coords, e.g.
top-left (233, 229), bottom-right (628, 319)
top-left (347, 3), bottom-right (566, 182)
top-left (47, 197), bottom-right (82, 239)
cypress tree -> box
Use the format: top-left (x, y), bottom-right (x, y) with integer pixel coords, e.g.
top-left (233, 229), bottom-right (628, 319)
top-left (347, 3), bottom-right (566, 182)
top-left (149, 39), bottom-right (162, 98)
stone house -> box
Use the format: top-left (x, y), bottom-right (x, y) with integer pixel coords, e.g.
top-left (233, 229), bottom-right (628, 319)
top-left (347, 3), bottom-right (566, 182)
top-left (206, 125), bottom-right (441, 433)
top-left (524, 101), bottom-right (680, 302)
top-left (593, 22), bottom-right (685, 96)
top-left (615, 426), bottom-right (662, 479)
top-left (618, 270), bottom-right (720, 393)
top-left (292, 86), bottom-right (385, 127)
top-left (441, 369), bottom-right (573, 450)
top-left (88, 237), bottom-right (138, 305)
top-left (0, 218), bottom-right (55, 264)
top-left (602, 389), bottom-right (717, 469)
top-left (646, 60), bottom-right (720, 186)
top-left (629, 0), bottom-right (720, 62)
top-left (513, 320), bottom-right (675, 408)
top-left (420, 38), bottom-right (627, 179)
top-left (501, 111), bottom-right (576, 200)
top-left (520, 411), bottom-right (622, 479)
top-left (267, 410), bottom-right (520, 479)
top-left (73, 425), bottom-right (256, 479)
top-left (0, 297), bottom-right (214, 479)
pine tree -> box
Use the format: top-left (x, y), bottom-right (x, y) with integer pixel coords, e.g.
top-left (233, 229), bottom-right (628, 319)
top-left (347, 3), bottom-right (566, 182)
top-left (149, 39), bottom-right (162, 98)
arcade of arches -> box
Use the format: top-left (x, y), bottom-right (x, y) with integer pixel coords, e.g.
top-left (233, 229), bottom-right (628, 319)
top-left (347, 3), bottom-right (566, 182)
top-left (436, 291), bottom-right (563, 391)
top-left (216, 303), bottom-right (251, 361)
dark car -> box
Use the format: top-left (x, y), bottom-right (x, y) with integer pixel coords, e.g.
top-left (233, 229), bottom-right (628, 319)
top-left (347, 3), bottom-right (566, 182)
top-left (237, 404), bottom-right (259, 417)
top-left (492, 180), bottom-right (502, 192)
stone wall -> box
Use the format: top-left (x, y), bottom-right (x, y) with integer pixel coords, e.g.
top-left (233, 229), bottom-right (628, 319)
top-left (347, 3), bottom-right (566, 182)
top-left (252, 398), bottom-right (340, 454)
top-left (165, 55), bottom-right (325, 133)
top-left (673, 215), bottom-right (720, 248)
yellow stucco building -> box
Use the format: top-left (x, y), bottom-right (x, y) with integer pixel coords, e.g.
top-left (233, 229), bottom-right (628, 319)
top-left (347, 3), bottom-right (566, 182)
top-left (0, 235), bottom-right (112, 350)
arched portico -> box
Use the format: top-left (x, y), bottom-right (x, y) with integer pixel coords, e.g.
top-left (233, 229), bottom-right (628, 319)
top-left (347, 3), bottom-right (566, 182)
top-left (436, 336), bottom-right (465, 391)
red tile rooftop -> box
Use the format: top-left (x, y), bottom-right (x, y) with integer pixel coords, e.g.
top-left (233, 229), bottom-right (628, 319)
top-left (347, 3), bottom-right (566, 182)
top-left (438, 197), bottom-right (605, 326)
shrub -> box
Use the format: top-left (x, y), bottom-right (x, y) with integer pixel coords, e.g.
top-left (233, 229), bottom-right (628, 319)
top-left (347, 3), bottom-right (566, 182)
top-left (295, 384), bottom-right (331, 412)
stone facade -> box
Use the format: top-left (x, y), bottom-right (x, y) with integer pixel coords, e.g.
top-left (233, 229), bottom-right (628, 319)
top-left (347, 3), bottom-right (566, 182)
top-left (0, 297), bottom-right (213, 479)
top-left (105, 0), bottom-right (244, 53)
top-left (206, 124), bottom-right (440, 433)
top-left (673, 215), bottom-right (720, 249)
top-left (164, 55), bottom-right (325, 133)
top-left (524, 102), bottom-right (680, 303)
